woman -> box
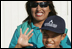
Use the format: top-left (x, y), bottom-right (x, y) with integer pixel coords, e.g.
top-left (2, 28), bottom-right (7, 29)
top-left (9, 1), bottom-right (71, 48)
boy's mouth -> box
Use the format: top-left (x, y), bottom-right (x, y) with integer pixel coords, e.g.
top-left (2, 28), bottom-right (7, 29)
top-left (46, 43), bottom-right (54, 47)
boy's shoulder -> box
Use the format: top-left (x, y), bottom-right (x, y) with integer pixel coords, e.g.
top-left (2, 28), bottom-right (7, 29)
top-left (41, 46), bottom-right (45, 48)
top-left (62, 44), bottom-right (71, 48)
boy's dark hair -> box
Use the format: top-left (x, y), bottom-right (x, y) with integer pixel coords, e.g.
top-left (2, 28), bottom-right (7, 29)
top-left (41, 29), bottom-right (64, 36)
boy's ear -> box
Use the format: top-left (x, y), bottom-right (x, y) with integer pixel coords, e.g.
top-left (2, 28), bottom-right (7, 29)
top-left (61, 34), bottom-right (66, 40)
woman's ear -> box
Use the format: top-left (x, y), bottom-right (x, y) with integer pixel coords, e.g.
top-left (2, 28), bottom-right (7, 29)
top-left (48, 6), bottom-right (51, 13)
top-left (49, 8), bottom-right (51, 13)
top-left (61, 33), bottom-right (66, 40)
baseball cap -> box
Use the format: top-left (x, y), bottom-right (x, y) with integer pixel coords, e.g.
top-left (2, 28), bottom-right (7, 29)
top-left (40, 15), bottom-right (66, 34)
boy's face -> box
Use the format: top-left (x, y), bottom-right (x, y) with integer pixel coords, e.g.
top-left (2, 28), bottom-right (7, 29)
top-left (42, 30), bottom-right (66, 48)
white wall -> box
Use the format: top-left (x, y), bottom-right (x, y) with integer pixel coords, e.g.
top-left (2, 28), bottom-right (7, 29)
top-left (1, 1), bottom-right (71, 48)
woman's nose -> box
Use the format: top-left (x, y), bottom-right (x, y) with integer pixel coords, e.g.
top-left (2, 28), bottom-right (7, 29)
top-left (36, 5), bottom-right (42, 11)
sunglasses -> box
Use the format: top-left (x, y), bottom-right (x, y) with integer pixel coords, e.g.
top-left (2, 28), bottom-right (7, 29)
top-left (30, 2), bottom-right (49, 8)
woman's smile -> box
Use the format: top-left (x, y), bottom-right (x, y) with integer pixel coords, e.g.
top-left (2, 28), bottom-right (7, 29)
top-left (36, 12), bottom-right (43, 17)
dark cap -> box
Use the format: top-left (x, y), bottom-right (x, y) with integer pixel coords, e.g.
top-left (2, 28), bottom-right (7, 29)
top-left (40, 15), bottom-right (66, 34)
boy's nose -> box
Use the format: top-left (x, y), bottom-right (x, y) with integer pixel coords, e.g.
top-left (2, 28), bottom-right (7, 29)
top-left (47, 38), bottom-right (53, 42)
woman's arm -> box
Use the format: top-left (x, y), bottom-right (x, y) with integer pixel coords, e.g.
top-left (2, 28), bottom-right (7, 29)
top-left (14, 43), bottom-right (23, 48)
top-left (9, 29), bottom-right (19, 48)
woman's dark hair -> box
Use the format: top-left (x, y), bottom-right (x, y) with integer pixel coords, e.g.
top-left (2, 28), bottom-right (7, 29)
top-left (23, 1), bottom-right (57, 25)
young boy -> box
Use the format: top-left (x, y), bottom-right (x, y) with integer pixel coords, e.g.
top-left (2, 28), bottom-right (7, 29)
top-left (40, 15), bottom-right (66, 48)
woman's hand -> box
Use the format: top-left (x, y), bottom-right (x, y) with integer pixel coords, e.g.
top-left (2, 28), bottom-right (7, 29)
top-left (17, 28), bottom-right (33, 47)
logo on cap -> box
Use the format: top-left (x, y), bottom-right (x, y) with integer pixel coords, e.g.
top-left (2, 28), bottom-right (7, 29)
top-left (44, 20), bottom-right (57, 28)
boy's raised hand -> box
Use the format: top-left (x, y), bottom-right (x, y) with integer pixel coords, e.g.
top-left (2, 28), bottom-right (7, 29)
top-left (17, 28), bottom-right (33, 47)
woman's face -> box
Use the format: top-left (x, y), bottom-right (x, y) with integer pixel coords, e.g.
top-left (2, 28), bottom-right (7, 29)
top-left (31, 1), bottom-right (51, 21)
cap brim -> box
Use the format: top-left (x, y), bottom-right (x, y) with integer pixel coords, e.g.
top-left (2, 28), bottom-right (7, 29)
top-left (40, 27), bottom-right (64, 34)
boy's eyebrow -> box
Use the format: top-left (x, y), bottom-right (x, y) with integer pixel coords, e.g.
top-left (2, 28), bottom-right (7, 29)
top-left (43, 33), bottom-right (47, 34)
top-left (43, 32), bottom-right (48, 35)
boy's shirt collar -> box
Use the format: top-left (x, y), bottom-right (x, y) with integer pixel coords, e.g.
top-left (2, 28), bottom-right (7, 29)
top-left (41, 45), bottom-right (63, 48)
top-left (59, 45), bottom-right (63, 48)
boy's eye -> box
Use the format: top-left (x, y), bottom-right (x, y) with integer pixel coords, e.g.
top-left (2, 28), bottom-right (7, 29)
top-left (52, 35), bottom-right (57, 38)
top-left (52, 34), bottom-right (60, 38)
top-left (43, 34), bottom-right (47, 36)
top-left (43, 34), bottom-right (48, 37)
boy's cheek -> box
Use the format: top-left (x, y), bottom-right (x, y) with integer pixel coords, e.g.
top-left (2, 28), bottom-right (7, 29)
top-left (43, 38), bottom-right (47, 44)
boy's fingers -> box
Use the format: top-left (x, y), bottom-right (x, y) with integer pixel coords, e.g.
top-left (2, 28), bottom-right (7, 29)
top-left (28, 33), bottom-right (33, 40)
top-left (20, 28), bottom-right (22, 35)
top-left (27, 29), bottom-right (33, 36)
top-left (24, 28), bottom-right (29, 35)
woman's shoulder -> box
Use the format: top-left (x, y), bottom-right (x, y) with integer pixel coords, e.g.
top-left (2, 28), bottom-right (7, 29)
top-left (17, 21), bottom-right (28, 28)
top-left (17, 21), bottom-right (28, 32)
top-left (16, 20), bottom-right (31, 35)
